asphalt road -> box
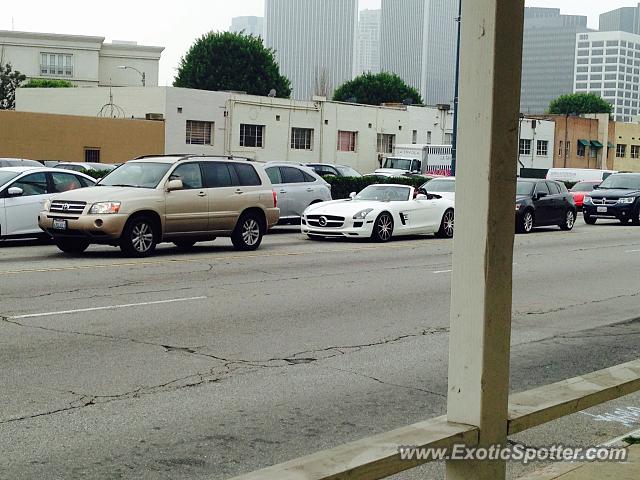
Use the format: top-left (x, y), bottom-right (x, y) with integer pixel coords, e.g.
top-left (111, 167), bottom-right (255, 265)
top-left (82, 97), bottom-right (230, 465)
top-left (1, 218), bottom-right (639, 480)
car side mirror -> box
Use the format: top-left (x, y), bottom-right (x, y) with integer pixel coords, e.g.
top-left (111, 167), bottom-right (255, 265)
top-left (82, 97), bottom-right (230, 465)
top-left (7, 187), bottom-right (23, 197)
top-left (535, 192), bottom-right (548, 200)
top-left (592, 185), bottom-right (599, 189)
top-left (349, 192), bottom-right (357, 199)
top-left (166, 179), bottom-right (184, 192)
top-left (415, 193), bottom-right (427, 200)
top-left (95, 178), bottom-right (102, 183)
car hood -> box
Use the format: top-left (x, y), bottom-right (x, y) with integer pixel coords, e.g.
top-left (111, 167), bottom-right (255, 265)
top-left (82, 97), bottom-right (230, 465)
top-left (373, 168), bottom-right (409, 176)
top-left (589, 189), bottom-right (640, 199)
top-left (49, 185), bottom-right (162, 203)
top-left (515, 195), bottom-right (531, 202)
top-left (304, 199), bottom-right (386, 217)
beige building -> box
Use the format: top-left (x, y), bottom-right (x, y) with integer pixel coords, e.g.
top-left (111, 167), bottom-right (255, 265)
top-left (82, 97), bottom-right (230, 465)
top-left (0, 111), bottom-right (164, 164)
top-left (612, 121), bottom-right (640, 172)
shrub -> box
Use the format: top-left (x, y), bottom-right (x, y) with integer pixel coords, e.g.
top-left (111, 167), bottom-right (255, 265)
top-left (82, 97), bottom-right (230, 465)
top-left (22, 79), bottom-right (75, 88)
top-left (80, 169), bottom-right (112, 180)
top-left (326, 175), bottom-right (429, 199)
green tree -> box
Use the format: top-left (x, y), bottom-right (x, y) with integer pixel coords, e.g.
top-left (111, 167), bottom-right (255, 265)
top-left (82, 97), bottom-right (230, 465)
top-left (333, 72), bottom-right (423, 106)
top-left (174, 31), bottom-right (291, 98)
top-left (547, 93), bottom-right (613, 115)
top-left (22, 79), bottom-right (75, 88)
top-left (0, 63), bottom-right (26, 110)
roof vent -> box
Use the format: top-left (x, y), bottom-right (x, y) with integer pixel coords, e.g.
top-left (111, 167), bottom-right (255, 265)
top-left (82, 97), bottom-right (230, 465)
top-left (145, 113), bottom-right (164, 121)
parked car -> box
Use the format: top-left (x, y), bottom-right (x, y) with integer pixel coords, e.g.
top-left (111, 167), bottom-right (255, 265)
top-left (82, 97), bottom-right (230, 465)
top-left (515, 179), bottom-right (577, 233)
top-left (420, 177), bottom-right (456, 201)
top-left (301, 184), bottom-right (455, 241)
top-left (546, 167), bottom-right (616, 183)
top-left (54, 162), bottom-right (118, 172)
top-left (569, 181), bottom-right (601, 209)
top-left (39, 155), bottom-right (280, 256)
top-left (264, 162), bottom-right (332, 222)
top-left (582, 173), bottom-right (640, 225)
top-left (305, 163), bottom-right (363, 177)
top-left (0, 167), bottom-right (96, 239)
top-left (0, 158), bottom-right (43, 168)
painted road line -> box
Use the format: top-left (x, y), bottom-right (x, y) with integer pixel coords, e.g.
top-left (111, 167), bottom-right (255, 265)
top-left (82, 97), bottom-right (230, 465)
top-left (433, 269), bottom-right (453, 274)
top-left (626, 249), bottom-right (640, 253)
top-left (601, 426), bottom-right (640, 447)
top-left (8, 296), bottom-right (207, 320)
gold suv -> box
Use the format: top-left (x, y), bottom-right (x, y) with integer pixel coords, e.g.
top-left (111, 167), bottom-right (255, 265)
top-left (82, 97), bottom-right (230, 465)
top-left (39, 155), bottom-right (280, 256)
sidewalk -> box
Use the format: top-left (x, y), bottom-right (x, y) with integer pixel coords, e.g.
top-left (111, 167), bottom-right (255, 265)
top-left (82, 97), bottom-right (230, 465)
top-left (518, 444), bottom-right (639, 479)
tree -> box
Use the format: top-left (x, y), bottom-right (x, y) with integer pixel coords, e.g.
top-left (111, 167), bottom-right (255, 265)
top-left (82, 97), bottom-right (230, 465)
top-left (0, 63), bottom-right (26, 110)
top-left (333, 72), bottom-right (423, 106)
top-left (174, 31), bottom-right (291, 98)
top-left (22, 79), bottom-right (75, 88)
top-left (547, 93), bottom-right (612, 115)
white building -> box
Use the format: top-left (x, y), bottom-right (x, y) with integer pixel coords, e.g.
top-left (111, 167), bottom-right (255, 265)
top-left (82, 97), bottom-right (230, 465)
top-left (15, 86), bottom-right (453, 174)
top-left (230, 16), bottom-right (264, 37)
top-left (264, 0), bottom-right (358, 100)
top-left (0, 30), bottom-right (163, 87)
top-left (379, 0), bottom-right (457, 106)
top-left (517, 117), bottom-right (556, 173)
top-left (355, 9), bottom-right (381, 76)
top-left (573, 31), bottom-right (640, 122)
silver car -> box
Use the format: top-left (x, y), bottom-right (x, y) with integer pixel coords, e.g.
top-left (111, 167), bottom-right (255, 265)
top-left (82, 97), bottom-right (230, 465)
top-left (264, 162), bottom-right (332, 222)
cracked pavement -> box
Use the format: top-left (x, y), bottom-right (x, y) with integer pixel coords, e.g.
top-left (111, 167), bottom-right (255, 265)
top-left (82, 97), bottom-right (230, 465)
top-left (1, 221), bottom-right (640, 479)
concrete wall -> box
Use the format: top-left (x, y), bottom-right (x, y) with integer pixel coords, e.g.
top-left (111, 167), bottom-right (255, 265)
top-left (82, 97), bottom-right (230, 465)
top-left (0, 111), bottom-right (164, 164)
top-left (550, 115), bottom-right (615, 169)
top-left (518, 118), bottom-right (555, 170)
top-left (99, 44), bottom-right (163, 87)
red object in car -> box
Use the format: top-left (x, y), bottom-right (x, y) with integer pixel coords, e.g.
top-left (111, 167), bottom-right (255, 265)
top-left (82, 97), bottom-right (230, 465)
top-left (569, 181), bottom-right (601, 208)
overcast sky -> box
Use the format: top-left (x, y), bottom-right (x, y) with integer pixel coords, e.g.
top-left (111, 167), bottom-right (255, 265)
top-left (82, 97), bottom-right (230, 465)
top-left (2, 1), bottom-right (633, 86)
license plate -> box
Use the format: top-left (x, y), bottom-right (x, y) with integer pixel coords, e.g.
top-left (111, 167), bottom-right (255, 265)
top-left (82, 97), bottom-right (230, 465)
top-left (597, 206), bottom-right (607, 213)
top-left (52, 219), bottom-right (67, 230)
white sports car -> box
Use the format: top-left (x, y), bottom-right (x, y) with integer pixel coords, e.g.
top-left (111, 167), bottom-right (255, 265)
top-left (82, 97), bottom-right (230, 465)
top-left (301, 184), bottom-right (455, 241)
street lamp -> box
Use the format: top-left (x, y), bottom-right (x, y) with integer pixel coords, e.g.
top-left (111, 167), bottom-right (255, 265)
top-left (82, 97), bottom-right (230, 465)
top-left (117, 65), bottom-right (146, 86)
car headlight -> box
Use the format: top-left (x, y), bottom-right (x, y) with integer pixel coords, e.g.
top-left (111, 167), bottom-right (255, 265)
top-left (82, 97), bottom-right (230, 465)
top-left (89, 202), bottom-right (121, 214)
top-left (515, 203), bottom-right (521, 211)
top-left (43, 199), bottom-right (51, 211)
top-left (583, 195), bottom-right (592, 204)
top-left (353, 208), bottom-right (373, 219)
top-left (617, 197), bottom-right (636, 204)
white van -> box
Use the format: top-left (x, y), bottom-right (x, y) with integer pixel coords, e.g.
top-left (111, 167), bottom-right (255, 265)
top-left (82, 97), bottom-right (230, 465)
top-left (545, 168), bottom-right (617, 183)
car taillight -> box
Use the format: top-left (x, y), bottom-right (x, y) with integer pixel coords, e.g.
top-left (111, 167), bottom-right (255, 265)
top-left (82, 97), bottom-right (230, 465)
top-left (272, 190), bottom-right (278, 208)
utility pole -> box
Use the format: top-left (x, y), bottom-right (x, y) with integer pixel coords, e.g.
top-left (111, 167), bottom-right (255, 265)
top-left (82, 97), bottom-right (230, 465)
top-left (450, 0), bottom-right (462, 176)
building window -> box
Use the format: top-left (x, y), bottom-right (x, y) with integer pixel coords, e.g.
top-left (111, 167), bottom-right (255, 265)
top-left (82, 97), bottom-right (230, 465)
top-left (590, 147), bottom-right (597, 158)
top-left (426, 131), bottom-right (432, 144)
top-left (240, 124), bottom-right (264, 148)
top-left (444, 132), bottom-right (453, 144)
top-left (84, 148), bottom-right (100, 163)
top-left (291, 127), bottom-right (313, 150)
top-left (536, 140), bottom-right (547, 157)
top-left (40, 53), bottom-right (73, 76)
top-left (376, 133), bottom-right (394, 153)
top-left (412, 130), bottom-right (418, 144)
top-left (519, 139), bottom-right (531, 155)
top-left (616, 144), bottom-right (627, 157)
top-left (632, 145), bottom-right (640, 159)
top-left (558, 141), bottom-right (563, 156)
top-left (186, 120), bottom-right (214, 145)
top-left (577, 142), bottom-right (586, 157)
top-left (334, 131), bottom-right (356, 152)
top-left (565, 142), bottom-right (570, 157)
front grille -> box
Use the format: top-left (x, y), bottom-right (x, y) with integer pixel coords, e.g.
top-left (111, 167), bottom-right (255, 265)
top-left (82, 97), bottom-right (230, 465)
top-left (306, 214), bottom-right (345, 228)
top-left (591, 198), bottom-right (618, 206)
top-left (50, 200), bottom-right (87, 215)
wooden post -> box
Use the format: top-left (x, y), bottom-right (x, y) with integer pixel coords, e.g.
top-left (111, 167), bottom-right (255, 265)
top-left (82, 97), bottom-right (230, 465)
top-left (445, 0), bottom-right (525, 479)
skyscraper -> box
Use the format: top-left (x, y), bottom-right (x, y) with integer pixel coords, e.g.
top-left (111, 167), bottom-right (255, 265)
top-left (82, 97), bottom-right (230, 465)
top-left (520, 7), bottom-right (591, 114)
top-left (379, 0), bottom-right (457, 106)
top-left (230, 16), bottom-right (264, 37)
top-left (599, 4), bottom-right (640, 34)
top-left (265, 0), bottom-right (358, 100)
top-left (355, 9), bottom-right (381, 76)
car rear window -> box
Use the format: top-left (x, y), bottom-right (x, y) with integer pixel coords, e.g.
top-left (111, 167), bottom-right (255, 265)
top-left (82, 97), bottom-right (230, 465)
top-left (571, 182), bottom-right (596, 192)
top-left (547, 182), bottom-right (560, 195)
top-left (202, 162), bottom-right (234, 187)
top-left (232, 163), bottom-right (262, 186)
top-left (280, 166), bottom-right (305, 183)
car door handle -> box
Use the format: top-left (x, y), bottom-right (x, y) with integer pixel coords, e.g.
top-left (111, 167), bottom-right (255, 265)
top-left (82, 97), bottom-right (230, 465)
top-left (306, 188), bottom-right (315, 192)
top-left (235, 189), bottom-right (244, 195)
top-left (197, 192), bottom-right (207, 197)
top-left (279, 190), bottom-right (286, 194)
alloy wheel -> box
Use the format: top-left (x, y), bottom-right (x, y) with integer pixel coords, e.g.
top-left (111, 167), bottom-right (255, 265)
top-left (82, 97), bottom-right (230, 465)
top-left (377, 214), bottom-right (393, 241)
top-left (131, 222), bottom-right (154, 253)
top-left (566, 211), bottom-right (575, 229)
top-left (443, 210), bottom-right (454, 237)
top-left (242, 219), bottom-right (260, 246)
top-left (524, 212), bottom-right (533, 232)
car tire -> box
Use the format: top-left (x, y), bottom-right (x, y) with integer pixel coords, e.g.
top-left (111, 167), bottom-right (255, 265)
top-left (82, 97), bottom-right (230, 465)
top-left (173, 240), bottom-right (197, 250)
top-left (560, 210), bottom-right (576, 231)
top-left (517, 209), bottom-right (534, 233)
top-left (436, 209), bottom-right (455, 238)
top-left (584, 213), bottom-right (597, 225)
top-left (371, 212), bottom-right (394, 242)
top-left (119, 215), bottom-right (158, 257)
top-left (55, 238), bottom-right (89, 254)
top-left (633, 208), bottom-right (640, 226)
top-left (231, 212), bottom-right (264, 251)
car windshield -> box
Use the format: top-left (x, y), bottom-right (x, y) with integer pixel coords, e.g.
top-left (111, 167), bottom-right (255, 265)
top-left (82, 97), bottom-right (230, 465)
top-left (570, 182), bottom-right (597, 192)
top-left (98, 162), bottom-right (172, 188)
top-left (424, 179), bottom-right (455, 192)
top-left (597, 174), bottom-right (640, 190)
top-left (336, 165), bottom-right (362, 177)
top-left (0, 171), bottom-right (20, 187)
top-left (355, 185), bottom-right (411, 201)
top-left (516, 181), bottom-right (535, 196)
top-left (383, 158), bottom-right (413, 170)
